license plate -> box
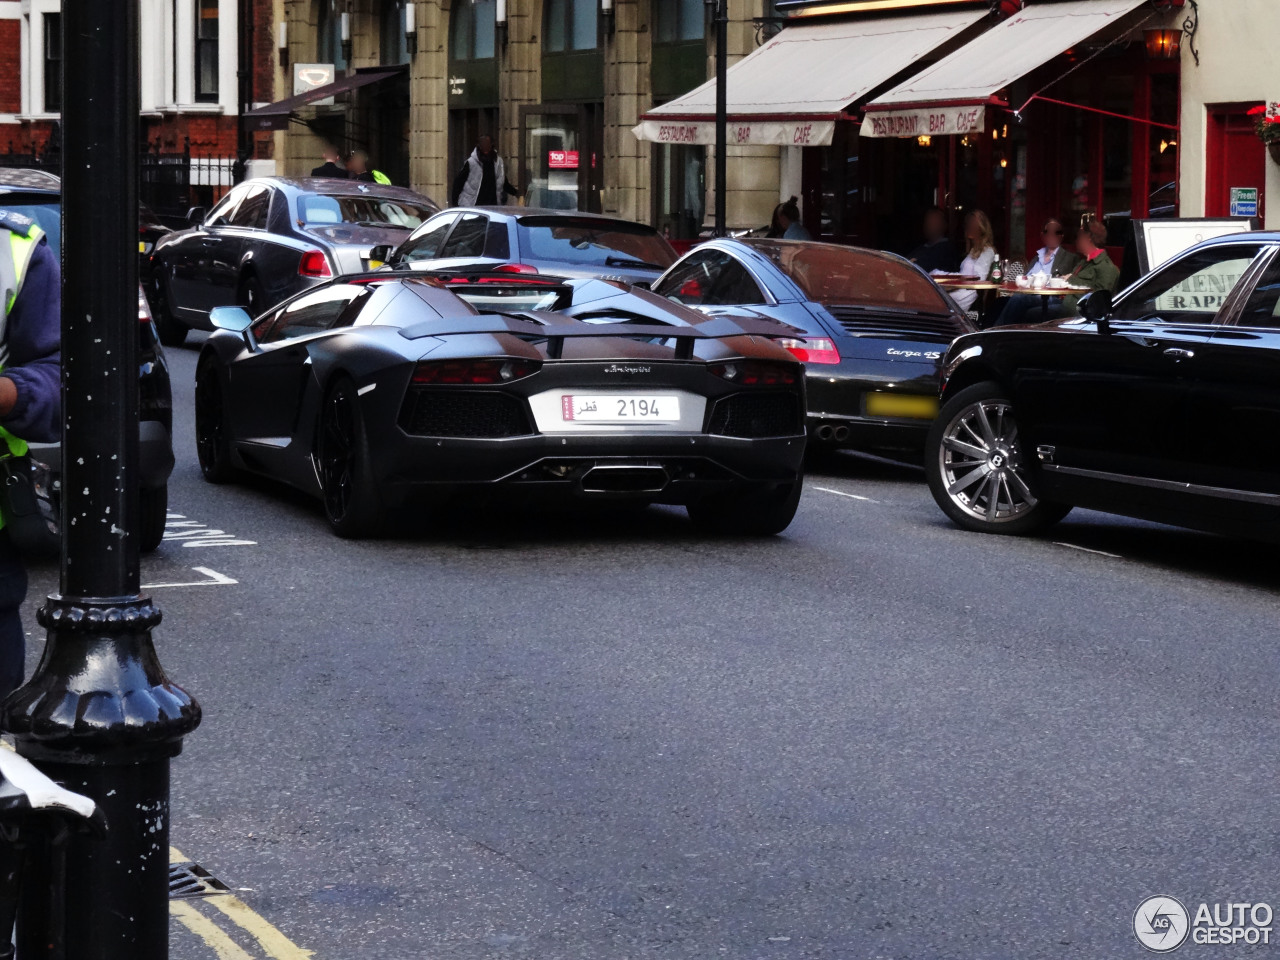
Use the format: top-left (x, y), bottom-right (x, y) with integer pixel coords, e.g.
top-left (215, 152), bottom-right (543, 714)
top-left (865, 392), bottom-right (939, 419)
top-left (561, 395), bottom-right (680, 422)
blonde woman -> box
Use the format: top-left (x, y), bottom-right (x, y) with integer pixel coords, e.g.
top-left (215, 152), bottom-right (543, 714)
top-left (951, 210), bottom-right (997, 311)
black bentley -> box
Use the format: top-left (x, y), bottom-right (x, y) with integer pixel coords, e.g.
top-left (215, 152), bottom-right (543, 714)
top-left (149, 176), bottom-right (438, 346)
top-left (194, 274), bottom-right (808, 537)
top-left (926, 231), bottom-right (1280, 542)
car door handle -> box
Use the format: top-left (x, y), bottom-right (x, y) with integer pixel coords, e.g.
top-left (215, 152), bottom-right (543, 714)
top-left (1163, 347), bottom-right (1195, 359)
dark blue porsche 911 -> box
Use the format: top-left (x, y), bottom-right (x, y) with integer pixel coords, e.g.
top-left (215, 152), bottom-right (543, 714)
top-left (651, 239), bottom-right (976, 458)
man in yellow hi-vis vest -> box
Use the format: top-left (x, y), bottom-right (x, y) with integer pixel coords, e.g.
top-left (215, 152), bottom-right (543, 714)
top-left (0, 208), bottom-right (62, 700)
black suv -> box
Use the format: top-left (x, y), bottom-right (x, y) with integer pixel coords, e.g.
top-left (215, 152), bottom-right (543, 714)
top-left (0, 168), bottom-right (174, 552)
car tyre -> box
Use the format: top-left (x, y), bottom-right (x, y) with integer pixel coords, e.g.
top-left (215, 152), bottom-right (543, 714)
top-left (152, 268), bottom-right (188, 347)
top-left (926, 380), bottom-right (1070, 535)
top-left (195, 359), bottom-right (236, 483)
top-left (316, 376), bottom-right (384, 539)
top-left (687, 474), bottom-right (803, 536)
top-left (139, 484), bottom-right (168, 554)
top-left (238, 274), bottom-right (266, 318)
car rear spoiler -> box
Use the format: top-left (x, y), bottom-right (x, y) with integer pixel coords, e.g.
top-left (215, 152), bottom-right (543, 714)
top-left (397, 311), bottom-right (805, 360)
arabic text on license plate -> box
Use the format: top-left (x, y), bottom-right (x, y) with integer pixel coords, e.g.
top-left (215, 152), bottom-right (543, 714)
top-left (561, 395), bottom-right (679, 422)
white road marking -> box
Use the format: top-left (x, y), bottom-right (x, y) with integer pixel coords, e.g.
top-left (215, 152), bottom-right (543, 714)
top-left (164, 513), bottom-right (257, 548)
top-left (812, 485), bottom-right (879, 503)
top-left (142, 566), bottom-right (238, 589)
top-left (357, 382), bottom-right (376, 396)
top-left (1053, 541), bottom-right (1123, 559)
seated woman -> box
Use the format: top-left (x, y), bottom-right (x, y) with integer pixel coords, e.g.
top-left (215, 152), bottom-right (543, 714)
top-left (1054, 215), bottom-right (1120, 318)
top-left (949, 210), bottom-right (996, 313)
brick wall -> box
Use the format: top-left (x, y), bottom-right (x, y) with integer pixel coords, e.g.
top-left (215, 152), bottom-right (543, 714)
top-left (0, 19), bottom-right (21, 115)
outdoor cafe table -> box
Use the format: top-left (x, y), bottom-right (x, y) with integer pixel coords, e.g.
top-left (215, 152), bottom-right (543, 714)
top-left (995, 282), bottom-right (1092, 322)
top-left (935, 277), bottom-right (1002, 325)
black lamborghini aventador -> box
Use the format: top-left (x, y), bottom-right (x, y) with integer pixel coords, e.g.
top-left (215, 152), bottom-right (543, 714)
top-left (194, 274), bottom-right (808, 537)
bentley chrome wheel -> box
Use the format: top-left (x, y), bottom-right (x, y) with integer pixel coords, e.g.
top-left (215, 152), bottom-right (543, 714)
top-left (937, 398), bottom-right (1037, 524)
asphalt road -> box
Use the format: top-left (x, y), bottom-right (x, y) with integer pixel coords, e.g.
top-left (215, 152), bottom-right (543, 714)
top-left (21, 337), bottom-right (1279, 959)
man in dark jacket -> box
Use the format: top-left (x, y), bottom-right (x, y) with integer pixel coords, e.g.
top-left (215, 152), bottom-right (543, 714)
top-left (310, 143), bottom-right (349, 179)
top-left (450, 136), bottom-right (520, 206)
top-left (0, 209), bottom-right (62, 699)
top-left (908, 207), bottom-right (960, 274)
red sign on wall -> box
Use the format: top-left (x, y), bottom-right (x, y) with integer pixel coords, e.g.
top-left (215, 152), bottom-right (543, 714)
top-left (548, 150), bottom-right (579, 169)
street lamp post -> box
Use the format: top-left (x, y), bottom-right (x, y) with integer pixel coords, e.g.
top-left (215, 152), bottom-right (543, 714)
top-left (707, 0), bottom-right (728, 236)
top-left (0, 1), bottom-right (201, 957)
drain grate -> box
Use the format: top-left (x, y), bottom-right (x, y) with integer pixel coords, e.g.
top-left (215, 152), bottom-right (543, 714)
top-left (169, 862), bottom-right (231, 900)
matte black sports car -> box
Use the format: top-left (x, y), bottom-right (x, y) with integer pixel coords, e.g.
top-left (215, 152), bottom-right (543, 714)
top-left (150, 176), bottom-right (438, 346)
top-left (380, 208), bottom-right (678, 286)
top-left (651, 239), bottom-right (975, 458)
top-left (926, 231), bottom-right (1280, 542)
top-left (194, 274), bottom-right (807, 537)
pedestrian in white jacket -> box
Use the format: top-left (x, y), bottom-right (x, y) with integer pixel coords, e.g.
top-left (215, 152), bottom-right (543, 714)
top-left (451, 136), bottom-right (521, 206)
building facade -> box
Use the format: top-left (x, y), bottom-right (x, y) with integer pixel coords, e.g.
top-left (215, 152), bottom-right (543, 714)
top-left (276, 0), bottom-right (784, 234)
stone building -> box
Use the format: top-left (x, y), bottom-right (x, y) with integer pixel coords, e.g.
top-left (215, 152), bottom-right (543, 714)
top-left (275, 0), bottom-right (784, 234)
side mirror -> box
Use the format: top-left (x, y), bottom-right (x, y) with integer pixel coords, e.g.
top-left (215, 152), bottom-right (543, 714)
top-left (367, 244), bottom-right (394, 269)
top-left (1080, 290), bottom-right (1113, 334)
top-left (186, 206), bottom-right (207, 226)
top-left (209, 305), bottom-right (257, 351)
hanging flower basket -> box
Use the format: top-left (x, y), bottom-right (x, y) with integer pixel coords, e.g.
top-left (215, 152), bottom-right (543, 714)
top-left (1247, 105), bottom-right (1280, 163)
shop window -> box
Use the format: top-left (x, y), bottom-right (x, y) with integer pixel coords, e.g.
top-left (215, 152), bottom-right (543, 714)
top-left (653, 0), bottom-right (703, 43)
top-left (652, 143), bottom-right (705, 240)
top-left (316, 0), bottom-right (347, 72)
top-left (380, 0), bottom-right (410, 66)
top-left (651, 0), bottom-right (705, 101)
top-left (194, 0), bottom-right (219, 103)
top-left (544, 0), bottom-right (597, 53)
top-left (42, 13), bottom-right (61, 114)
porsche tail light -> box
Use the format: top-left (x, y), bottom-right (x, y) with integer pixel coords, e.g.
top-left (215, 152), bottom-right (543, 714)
top-left (138, 287), bottom-right (153, 324)
top-left (298, 249), bottom-right (332, 278)
top-left (412, 359), bottom-right (541, 385)
top-left (494, 263), bottom-right (539, 274)
top-left (778, 337), bottom-right (840, 365)
top-left (708, 361), bottom-right (798, 387)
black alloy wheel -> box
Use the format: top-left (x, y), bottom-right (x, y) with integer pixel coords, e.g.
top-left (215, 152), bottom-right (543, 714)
top-left (925, 380), bottom-right (1070, 535)
top-left (316, 376), bottom-right (384, 538)
top-left (687, 473), bottom-right (804, 536)
top-left (195, 360), bottom-right (235, 483)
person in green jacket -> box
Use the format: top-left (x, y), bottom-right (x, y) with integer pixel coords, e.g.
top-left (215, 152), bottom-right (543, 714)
top-left (1057, 215), bottom-right (1120, 317)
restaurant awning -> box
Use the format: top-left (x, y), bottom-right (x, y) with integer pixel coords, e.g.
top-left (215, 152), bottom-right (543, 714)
top-left (860, 0), bottom-right (1149, 137)
top-left (631, 8), bottom-right (986, 148)
top-left (243, 66), bottom-right (407, 130)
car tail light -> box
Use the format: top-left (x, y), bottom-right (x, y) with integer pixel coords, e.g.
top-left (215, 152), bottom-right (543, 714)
top-left (411, 358), bottom-right (541, 385)
top-left (777, 337), bottom-right (840, 365)
top-left (494, 263), bottom-right (539, 274)
top-left (708, 361), bottom-right (798, 387)
top-left (298, 249), bottom-right (332, 278)
top-left (138, 287), bottom-right (152, 324)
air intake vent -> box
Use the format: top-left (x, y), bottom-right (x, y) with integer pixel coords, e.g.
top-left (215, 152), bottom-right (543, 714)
top-left (400, 389), bottom-right (534, 438)
top-left (825, 304), bottom-right (966, 341)
top-left (707, 393), bottom-right (802, 438)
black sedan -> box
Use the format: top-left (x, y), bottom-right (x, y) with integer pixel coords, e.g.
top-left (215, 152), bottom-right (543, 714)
top-left (650, 239), bottom-right (975, 458)
top-left (149, 176), bottom-right (438, 346)
top-left (194, 274), bottom-right (807, 537)
top-left (927, 231), bottom-right (1280, 541)
top-left (380, 207), bottom-right (678, 286)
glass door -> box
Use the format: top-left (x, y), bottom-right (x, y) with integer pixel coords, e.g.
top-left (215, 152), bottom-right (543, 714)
top-left (519, 103), bottom-right (603, 213)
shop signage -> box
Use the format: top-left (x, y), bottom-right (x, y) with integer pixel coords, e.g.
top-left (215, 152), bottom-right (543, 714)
top-left (859, 105), bottom-right (985, 138)
top-left (1230, 187), bottom-right (1259, 218)
top-left (548, 150), bottom-right (579, 169)
top-left (631, 118), bottom-right (836, 147)
top-left (293, 63), bottom-right (335, 106)
top-left (449, 76), bottom-right (466, 97)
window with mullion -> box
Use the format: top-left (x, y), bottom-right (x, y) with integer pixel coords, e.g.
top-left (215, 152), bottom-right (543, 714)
top-left (43, 13), bottom-right (62, 114)
top-left (194, 0), bottom-right (219, 102)
top-left (545, 0), bottom-right (597, 53)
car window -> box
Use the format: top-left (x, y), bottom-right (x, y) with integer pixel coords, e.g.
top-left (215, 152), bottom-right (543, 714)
top-left (1111, 245), bottom-right (1263, 323)
top-left (654, 250), bottom-right (765, 306)
top-left (207, 186), bottom-right (246, 227)
top-left (260, 284), bottom-right (370, 344)
top-left (515, 217), bottom-right (676, 269)
top-left (440, 215), bottom-right (489, 258)
top-left (398, 214), bottom-right (457, 263)
top-left (298, 193), bottom-right (433, 228)
top-left (228, 185), bottom-right (271, 229)
top-left (1232, 251), bottom-right (1280, 329)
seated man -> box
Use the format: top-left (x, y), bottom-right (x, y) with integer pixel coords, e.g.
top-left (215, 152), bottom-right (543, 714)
top-left (992, 218), bottom-right (1081, 326)
top-left (908, 207), bottom-right (960, 274)
top-left (1054, 216), bottom-right (1120, 318)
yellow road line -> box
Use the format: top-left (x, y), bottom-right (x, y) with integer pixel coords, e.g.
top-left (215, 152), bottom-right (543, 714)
top-left (170, 901), bottom-right (256, 960)
top-left (171, 845), bottom-right (316, 960)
